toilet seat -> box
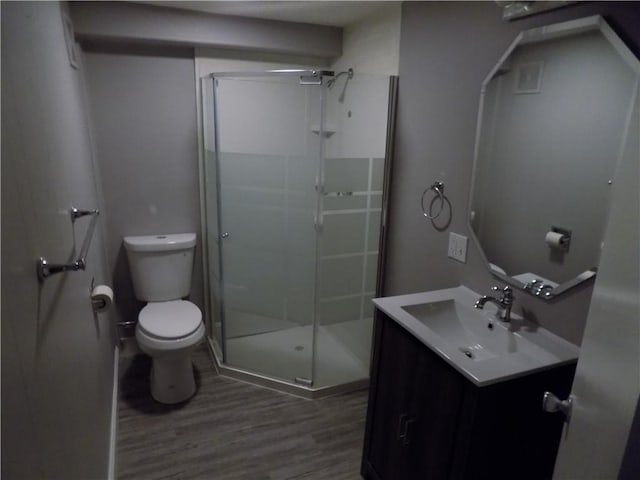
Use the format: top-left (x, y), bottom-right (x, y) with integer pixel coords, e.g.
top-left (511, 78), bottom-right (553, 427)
top-left (138, 300), bottom-right (202, 339)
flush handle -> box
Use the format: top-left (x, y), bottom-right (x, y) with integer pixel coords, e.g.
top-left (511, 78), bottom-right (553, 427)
top-left (542, 391), bottom-right (573, 422)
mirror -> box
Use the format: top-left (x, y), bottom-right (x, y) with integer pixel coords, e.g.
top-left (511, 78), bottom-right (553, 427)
top-left (469, 16), bottom-right (640, 299)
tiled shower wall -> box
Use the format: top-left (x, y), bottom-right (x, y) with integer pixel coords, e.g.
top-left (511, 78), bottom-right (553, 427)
top-left (215, 152), bottom-right (384, 328)
top-left (218, 151), bottom-right (317, 328)
top-left (318, 156), bottom-right (384, 326)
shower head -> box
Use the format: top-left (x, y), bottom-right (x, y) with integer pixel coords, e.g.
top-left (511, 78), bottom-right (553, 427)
top-left (327, 68), bottom-right (354, 104)
top-left (326, 68), bottom-right (354, 89)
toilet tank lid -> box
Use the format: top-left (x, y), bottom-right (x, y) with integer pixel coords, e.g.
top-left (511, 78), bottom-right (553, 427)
top-left (123, 233), bottom-right (196, 252)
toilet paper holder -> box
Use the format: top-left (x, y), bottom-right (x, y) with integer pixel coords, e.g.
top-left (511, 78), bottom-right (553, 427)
top-left (548, 226), bottom-right (572, 251)
top-left (92, 297), bottom-right (108, 311)
top-left (90, 277), bottom-right (113, 313)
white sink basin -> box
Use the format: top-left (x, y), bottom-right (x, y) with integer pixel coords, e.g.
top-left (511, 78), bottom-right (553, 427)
top-left (373, 286), bottom-right (579, 386)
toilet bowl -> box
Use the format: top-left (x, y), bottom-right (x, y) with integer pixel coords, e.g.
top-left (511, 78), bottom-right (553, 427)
top-left (123, 233), bottom-right (204, 404)
top-left (135, 300), bottom-right (205, 404)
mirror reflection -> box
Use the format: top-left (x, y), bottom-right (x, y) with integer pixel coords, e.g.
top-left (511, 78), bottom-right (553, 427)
top-left (469, 16), bottom-right (640, 299)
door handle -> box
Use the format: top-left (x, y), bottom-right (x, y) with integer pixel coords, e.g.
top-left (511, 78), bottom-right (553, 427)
top-left (397, 413), bottom-right (409, 442)
top-left (397, 413), bottom-right (415, 446)
top-left (542, 391), bottom-right (573, 422)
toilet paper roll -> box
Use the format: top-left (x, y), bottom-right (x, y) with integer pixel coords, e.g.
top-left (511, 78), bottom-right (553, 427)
top-left (91, 285), bottom-right (114, 313)
top-left (545, 231), bottom-right (567, 250)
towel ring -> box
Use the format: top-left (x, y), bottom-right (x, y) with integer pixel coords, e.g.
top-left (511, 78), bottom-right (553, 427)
top-left (421, 182), bottom-right (445, 219)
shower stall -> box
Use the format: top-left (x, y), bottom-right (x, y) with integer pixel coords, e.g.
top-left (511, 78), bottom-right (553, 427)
top-left (200, 69), bottom-right (397, 396)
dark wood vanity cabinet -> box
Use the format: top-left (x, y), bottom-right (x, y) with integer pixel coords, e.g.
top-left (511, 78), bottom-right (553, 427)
top-left (361, 311), bottom-right (576, 480)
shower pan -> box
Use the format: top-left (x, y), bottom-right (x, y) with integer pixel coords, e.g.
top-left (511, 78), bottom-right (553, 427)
top-left (200, 68), bottom-right (397, 397)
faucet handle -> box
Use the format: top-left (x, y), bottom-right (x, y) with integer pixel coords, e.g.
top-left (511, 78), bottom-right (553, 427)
top-left (491, 285), bottom-right (510, 293)
top-left (491, 285), bottom-right (514, 302)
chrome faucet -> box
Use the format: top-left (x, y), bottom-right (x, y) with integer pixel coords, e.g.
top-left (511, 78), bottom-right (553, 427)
top-left (475, 286), bottom-right (514, 321)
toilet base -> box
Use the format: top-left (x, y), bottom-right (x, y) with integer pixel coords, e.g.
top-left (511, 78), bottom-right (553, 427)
top-left (149, 352), bottom-right (196, 404)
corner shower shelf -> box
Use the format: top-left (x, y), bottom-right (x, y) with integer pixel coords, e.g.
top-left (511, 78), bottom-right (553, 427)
top-left (311, 125), bottom-right (336, 137)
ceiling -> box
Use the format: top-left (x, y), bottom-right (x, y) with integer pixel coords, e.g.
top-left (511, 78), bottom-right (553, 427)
top-left (140, 1), bottom-right (400, 27)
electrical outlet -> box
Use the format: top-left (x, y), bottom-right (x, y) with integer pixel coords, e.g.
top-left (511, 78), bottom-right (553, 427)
top-left (448, 232), bottom-right (468, 263)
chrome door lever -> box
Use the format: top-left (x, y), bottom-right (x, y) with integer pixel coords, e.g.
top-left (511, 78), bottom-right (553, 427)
top-left (542, 391), bottom-right (573, 422)
top-left (70, 207), bottom-right (99, 222)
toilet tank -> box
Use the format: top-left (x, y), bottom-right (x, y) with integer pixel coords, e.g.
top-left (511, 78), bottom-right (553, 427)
top-left (123, 233), bottom-right (196, 302)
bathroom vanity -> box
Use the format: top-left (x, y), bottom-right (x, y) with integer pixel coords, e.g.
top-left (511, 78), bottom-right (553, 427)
top-left (359, 13), bottom-right (637, 480)
top-left (361, 287), bottom-right (578, 480)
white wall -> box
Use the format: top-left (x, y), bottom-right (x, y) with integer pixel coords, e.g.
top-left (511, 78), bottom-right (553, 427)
top-left (325, 3), bottom-right (400, 159)
top-left (324, 74), bottom-right (390, 159)
top-left (1, 3), bottom-right (116, 478)
top-left (331, 3), bottom-right (401, 75)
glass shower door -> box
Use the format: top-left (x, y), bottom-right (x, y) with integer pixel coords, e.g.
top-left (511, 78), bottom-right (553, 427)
top-left (213, 74), bottom-right (323, 385)
top-left (314, 73), bottom-right (394, 388)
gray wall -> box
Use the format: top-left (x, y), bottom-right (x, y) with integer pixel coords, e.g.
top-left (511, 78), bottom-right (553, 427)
top-left (71, 1), bottom-right (341, 58)
top-left (1, 2), bottom-right (116, 478)
top-left (82, 43), bottom-right (203, 330)
top-left (473, 31), bottom-right (635, 283)
top-left (77, 1), bottom-right (345, 334)
top-left (387, 1), bottom-right (640, 345)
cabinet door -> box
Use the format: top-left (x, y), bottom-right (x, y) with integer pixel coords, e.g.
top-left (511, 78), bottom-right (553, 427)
top-left (366, 313), bottom-right (466, 479)
top-left (451, 364), bottom-right (576, 480)
top-left (404, 335), bottom-right (465, 478)
top-left (366, 313), bottom-right (423, 479)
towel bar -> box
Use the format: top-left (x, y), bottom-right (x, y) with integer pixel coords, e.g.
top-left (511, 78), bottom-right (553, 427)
top-left (37, 207), bottom-right (100, 281)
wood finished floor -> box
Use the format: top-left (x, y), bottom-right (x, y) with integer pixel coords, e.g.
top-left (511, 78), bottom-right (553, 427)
top-left (117, 345), bottom-right (368, 480)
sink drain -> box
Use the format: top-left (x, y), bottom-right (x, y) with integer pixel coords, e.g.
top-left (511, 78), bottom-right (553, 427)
top-left (459, 347), bottom-right (474, 359)
top-left (459, 345), bottom-right (497, 362)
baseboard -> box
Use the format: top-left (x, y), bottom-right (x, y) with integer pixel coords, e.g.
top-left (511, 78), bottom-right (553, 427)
top-left (108, 344), bottom-right (119, 480)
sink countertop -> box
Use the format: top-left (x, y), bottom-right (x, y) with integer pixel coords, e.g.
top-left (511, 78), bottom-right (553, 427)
top-left (373, 285), bottom-right (580, 386)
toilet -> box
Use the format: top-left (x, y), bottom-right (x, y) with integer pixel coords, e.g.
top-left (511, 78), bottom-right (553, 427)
top-left (123, 233), bottom-right (205, 404)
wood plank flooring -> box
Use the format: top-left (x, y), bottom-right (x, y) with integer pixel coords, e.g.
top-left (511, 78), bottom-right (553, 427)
top-left (117, 345), bottom-right (368, 480)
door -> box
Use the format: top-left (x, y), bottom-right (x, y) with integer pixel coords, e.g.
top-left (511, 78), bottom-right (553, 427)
top-left (212, 72), bottom-right (324, 385)
top-left (552, 82), bottom-right (640, 479)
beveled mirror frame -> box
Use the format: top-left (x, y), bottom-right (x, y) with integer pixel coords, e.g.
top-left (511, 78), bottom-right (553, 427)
top-left (468, 15), bottom-right (640, 299)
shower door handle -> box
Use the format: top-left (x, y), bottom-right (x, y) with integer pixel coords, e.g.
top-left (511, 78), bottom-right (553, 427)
top-left (221, 232), bottom-right (230, 239)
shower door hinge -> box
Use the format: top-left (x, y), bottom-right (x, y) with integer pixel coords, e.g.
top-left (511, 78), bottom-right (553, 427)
top-left (314, 215), bottom-right (323, 231)
top-left (295, 377), bottom-right (313, 387)
top-left (300, 74), bottom-right (322, 85)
